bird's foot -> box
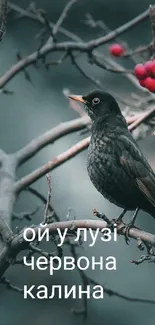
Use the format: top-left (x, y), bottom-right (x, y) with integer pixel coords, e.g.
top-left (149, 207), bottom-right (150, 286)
top-left (115, 209), bottom-right (127, 225)
top-left (123, 222), bottom-right (134, 245)
top-left (122, 208), bottom-right (139, 245)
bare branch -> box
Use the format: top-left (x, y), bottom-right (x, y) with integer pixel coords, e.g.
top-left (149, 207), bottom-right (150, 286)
top-left (8, 2), bottom-right (82, 42)
top-left (129, 106), bottom-right (155, 131)
top-left (16, 116), bottom-right (89, 166)
top-left (0, 215), bottom-right (154, 278)
top-left (11, 219), bottom-right (155, 252)
top-left (88, 6), bottom-right (154, 49)
top-left (70, 52), bottom-right (102, 88)
top-left (89, 53), bottom-right (133, 74)
top-left (131, 254), bottom-right (155, 265)
top-left (43, 174), bottom-right (52, 224)
top-left (149, 5), bottom-right (155, 46)
top-left (26, 187), bottom-right (59, 221)
top-left (100, 283), bottom-right (155, 304)
top-left (122, 45), bottom-right (150, 58)
top-left (0, 276), bottom-right (23, 293)
top-left (15, 137), bottom-right (90, 193)
top-left (0, 154), bottom-right (17, 246)
top-left (39, 11), bottom-right (57, 43)
top-left (0, 0), bottom-right (7, 42)
top-left (52, 0), bottom-right (78, 36)
top-left (12, 207), bottom-right (40, 222)
top-left (94, 52), bottom-right (148, 93)
top-left (16, 51), bottom-right (33, 85)
top-left (29, 243), bottom-right (54, 259)
top-left (45, 52), bottom-right (68, 68)
top-left (68, 240), bottom-right (155, 311)
top-left (0, 5), bottom-right (153, 88)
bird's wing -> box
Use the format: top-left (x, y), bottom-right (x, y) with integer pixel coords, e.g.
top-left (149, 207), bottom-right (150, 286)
top-left (118, 134), bottom-right (155, 207)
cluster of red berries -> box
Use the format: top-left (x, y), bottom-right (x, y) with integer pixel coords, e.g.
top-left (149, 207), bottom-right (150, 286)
top-left (109, 43), bottom-right (155, 93)
top-left (134, 62), bottom-right (155, 92)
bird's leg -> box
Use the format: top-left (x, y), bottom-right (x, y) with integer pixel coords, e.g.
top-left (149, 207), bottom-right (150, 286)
top-left (115, 209), bottom-right (127, 224)
top-left (124, 207), bottom-right (139, 244)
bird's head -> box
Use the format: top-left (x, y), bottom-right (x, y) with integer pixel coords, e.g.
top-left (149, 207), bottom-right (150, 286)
top-left (68, 90), bottom-right (121, 121)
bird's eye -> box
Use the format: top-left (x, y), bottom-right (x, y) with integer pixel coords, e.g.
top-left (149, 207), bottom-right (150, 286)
top-left (92, 97), bottom-right (100, 105)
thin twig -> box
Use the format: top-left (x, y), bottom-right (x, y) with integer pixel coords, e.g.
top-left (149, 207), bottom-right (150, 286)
top-left (129, 106), bottom-right (155, 131)
top-left (90, 53), bottom-right (133, 74)
top-left (52, 0), bottom-right (78, 35)
top-left (0, 276), bottom-right (23, 293)
top-left (12, 206), bottom-right (40, 221)
top-left (43, 174), bottom-right (52, 224)
top-left (26, 187), bottom-right (59, 221)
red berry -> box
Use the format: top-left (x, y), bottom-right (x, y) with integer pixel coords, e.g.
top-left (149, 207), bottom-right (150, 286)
top-left (144, 60), bottom-right (153, 76)
top-left (134, 64), bottom-right (147, 80)
top-left (109, 44), bottom-right (124, 57)
top-left (139, 79), bottom-right (146, 87)
top-left (144, 77), bottom-right (155, 92)
top-left (150, 60), bottom-right (155, 76)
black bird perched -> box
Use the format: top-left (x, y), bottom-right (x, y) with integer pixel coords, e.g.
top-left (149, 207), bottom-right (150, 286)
top-left (69, 90), bottom-right (155, 231)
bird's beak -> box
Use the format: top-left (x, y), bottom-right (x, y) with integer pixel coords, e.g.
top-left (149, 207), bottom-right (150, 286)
top-left (68, 94), bottom-right (86, 103)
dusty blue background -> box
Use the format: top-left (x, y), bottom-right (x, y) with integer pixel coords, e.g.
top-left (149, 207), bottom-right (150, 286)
top-left (0, 0), bottom-right (155, 324)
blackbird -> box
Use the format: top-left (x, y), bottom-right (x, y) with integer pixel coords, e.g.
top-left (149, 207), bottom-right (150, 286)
top-left (69, 90), bottom-right (155, 228)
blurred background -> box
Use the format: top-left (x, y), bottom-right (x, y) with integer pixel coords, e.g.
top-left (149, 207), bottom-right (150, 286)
top-left (0, 0), bottom-right (155, 324)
